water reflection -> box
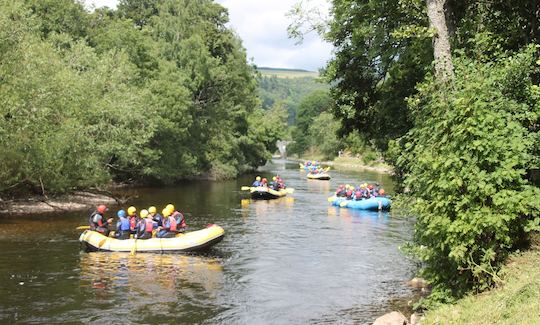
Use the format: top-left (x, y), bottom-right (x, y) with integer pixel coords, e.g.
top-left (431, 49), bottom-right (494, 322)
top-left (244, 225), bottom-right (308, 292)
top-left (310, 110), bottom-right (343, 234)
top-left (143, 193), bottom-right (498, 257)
top-left (80, 253), bottom-right (223, 295)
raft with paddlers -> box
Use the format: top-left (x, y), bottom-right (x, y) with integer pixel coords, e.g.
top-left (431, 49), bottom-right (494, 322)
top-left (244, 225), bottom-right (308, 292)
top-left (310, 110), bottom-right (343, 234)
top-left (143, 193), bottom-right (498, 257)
top-left (241, 186), bottom-right (294, 200)
top-left (307, 167), bottom-right (331, 180)
top-left (79, 224), bottom-right (224, 253)
top-left (328, 196), bottom-right (391, 211)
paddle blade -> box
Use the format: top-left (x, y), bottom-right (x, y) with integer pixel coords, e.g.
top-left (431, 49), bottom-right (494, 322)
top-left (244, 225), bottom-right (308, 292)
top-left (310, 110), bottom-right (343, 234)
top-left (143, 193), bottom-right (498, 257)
top-left (241, 186), bottom-right (252, 191)
top-left (76, 226), bottom-right (90, 230)
top-left (324, 167), bottom-right (331, 172)
top-left (339, 201), bottom-right (348, 207)
top-left (327, 196), bottom-right (335, 202)
top-left (285, 188), bottom-right (295, 194)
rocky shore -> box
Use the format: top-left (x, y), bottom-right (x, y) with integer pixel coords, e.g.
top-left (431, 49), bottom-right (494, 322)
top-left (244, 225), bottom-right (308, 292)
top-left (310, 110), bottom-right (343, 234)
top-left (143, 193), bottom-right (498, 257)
top-left (0, 191), bottom-right (118, 215)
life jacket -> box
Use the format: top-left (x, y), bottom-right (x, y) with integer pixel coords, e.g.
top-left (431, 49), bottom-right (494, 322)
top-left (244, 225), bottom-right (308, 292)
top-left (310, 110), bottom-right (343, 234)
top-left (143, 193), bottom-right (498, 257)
top-left (88, 211), bottom-right (104, 230)
top-left (168, 216), bottom-right (178, 232)
top-left (118, 216), bottom-right (130, 231)
top-left (152, 213), bottom-right (163, 227)
top-left (355, 191), bottom-right (362, 199)
top-left (129, 216), bottom-right (137, 230)
top-left (144, 218), bottom-right (154, 233)
top-left (346, 190), bottom-right (353, 198)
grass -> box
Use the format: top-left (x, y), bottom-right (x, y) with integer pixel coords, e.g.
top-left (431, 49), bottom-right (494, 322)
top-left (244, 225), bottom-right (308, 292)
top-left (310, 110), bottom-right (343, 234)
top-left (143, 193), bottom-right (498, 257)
top-left (422, 235), bottom-right (540, 325)
top-left (258, 67), bottom-right (319, 78)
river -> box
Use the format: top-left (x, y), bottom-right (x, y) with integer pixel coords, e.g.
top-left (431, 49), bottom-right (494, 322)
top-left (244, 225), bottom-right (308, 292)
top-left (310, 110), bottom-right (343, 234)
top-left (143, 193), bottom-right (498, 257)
top-left (0, 159), bottom-right (415, 324)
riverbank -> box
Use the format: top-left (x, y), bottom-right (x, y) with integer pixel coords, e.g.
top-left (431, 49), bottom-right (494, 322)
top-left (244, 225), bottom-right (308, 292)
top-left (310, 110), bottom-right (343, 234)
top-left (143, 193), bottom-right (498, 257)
top-left (294, 156), bottom-right (394, 174)
top-left (0, 191), bottom-right (118, 215)
top-left (420, 235), bottom-right (540, 324)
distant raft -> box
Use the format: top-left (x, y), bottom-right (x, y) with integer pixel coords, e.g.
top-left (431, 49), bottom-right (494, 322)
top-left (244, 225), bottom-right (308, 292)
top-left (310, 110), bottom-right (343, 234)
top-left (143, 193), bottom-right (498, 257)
top-left (307, 172), bottom-right (331, 180)
top-left (79, 224), bottom-right (225, 253)
top-left (249, 186), bottom-right (288, 200)
top-left (329, 196), bottom-right (391, 211)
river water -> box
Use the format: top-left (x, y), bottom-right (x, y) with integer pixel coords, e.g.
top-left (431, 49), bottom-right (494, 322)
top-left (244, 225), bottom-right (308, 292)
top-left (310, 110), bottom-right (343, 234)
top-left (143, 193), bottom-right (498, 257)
top-left (0, 160), bottom-right (415, 324)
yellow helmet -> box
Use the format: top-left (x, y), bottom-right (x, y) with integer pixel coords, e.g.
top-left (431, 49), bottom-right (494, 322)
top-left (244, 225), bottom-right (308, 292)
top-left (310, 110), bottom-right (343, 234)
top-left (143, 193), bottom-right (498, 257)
top-left (256, 176), bottom-right (261, 181)
top-left (166, 204), bottom-right (174, 212)
top-left (127, 206), bottom-right (137, 216)
top-left (162, 208), bottom-right (171, 217)
top-left (148, 206), bottom-right (157, 214)
top-left (272, 176), bottom-right (277, 181)
top-left (140, 209), bottom-right (149, 218)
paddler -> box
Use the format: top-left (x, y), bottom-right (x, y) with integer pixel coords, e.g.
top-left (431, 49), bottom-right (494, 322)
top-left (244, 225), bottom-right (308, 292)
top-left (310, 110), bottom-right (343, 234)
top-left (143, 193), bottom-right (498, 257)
top-left (148, 206), bottom-right (163, 227)
top-left (127, 206), bottom-right (138, 234)
top-left (115, 209), bottom-right (131, 239)
top-left (89, 204), bottom-right (113, 236)
top-left (157, 208), bottom-right (176, 238)
top-left (252, 176), bottom-right (262, 187)
top-left (135, 209), bottom-right (154, 239)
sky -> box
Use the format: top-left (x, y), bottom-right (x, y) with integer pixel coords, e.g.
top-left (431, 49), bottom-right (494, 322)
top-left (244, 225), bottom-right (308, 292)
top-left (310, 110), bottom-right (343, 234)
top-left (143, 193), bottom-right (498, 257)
top-left (83, 0), bottom-right (333, 71)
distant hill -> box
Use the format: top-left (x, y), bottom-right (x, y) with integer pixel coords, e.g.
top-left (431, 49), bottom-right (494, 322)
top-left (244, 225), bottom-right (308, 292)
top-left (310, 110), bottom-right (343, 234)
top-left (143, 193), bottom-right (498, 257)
top-left (258, 67), bottom-right (319, 78)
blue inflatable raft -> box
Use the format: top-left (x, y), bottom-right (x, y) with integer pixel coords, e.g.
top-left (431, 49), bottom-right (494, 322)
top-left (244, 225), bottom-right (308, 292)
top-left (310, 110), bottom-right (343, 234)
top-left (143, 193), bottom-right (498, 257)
top-left (329, 196), bottom-right (391, 211)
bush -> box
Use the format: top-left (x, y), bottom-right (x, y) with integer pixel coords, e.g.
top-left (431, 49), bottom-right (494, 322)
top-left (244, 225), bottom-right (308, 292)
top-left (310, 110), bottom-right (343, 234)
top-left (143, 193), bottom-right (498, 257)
top-left (396, 47), bottom-right (540, 302)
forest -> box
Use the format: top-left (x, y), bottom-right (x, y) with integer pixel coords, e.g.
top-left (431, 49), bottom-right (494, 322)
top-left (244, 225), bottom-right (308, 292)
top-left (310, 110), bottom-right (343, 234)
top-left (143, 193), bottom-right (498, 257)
top-left (0, 0), bottom-right (288, 196)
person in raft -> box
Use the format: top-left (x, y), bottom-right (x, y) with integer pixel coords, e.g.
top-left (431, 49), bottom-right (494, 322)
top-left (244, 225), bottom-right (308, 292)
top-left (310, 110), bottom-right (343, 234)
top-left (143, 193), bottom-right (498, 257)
top-left (252, 176), bottom-right (262, 187)
top-left (170, 207), bottom-right (187, 232)
top-left (115, 209), bottom-right (131, 239)
top-left (148, 206), bottom-right (163, 227)
top-left (127, 206), bottom-right (139, 234)
top-left (135, 209), bottom-right (154, 239)
top-left (89, 204), bottom-right (113, 236)
top-left (260, 178), bottom-right (268, 187)
top-left (157, 208), bottom-right (176, 238)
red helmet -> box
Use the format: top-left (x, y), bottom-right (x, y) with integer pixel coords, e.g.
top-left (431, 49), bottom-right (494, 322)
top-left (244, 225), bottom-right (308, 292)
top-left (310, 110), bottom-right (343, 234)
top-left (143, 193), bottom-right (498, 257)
top-left (379, 189), bottom-right (385, 195)
top-left (261, 178), bottom-right (267, 183)
top-left (97, 204), bottom-right (107, 214)
top-left (368, 184), bottom-right (374, 190)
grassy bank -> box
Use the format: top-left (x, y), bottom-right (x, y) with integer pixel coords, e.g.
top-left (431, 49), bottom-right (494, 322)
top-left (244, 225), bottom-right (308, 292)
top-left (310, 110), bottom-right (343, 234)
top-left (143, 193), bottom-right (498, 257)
top-left (422, 236), bottom-right (540, 324)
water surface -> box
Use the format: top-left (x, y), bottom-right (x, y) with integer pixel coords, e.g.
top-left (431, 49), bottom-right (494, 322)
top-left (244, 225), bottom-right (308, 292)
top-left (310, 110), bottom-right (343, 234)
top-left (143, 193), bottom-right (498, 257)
top-left (0, 160), bottom-right (414, 324)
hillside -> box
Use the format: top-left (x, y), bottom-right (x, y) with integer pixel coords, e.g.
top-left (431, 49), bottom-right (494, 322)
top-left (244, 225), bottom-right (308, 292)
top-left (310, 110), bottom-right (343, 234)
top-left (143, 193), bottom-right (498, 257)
top-left (258, 67), bottom-right (319, 78)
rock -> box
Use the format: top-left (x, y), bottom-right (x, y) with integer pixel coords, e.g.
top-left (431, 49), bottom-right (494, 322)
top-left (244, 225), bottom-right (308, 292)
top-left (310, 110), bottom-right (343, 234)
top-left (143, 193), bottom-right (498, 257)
top-left (410, 313), bottom-right (422, 325)
top-left (407, 277), bottom-right (428, 289)
top-left (373, 311), bottom-right (409, 325)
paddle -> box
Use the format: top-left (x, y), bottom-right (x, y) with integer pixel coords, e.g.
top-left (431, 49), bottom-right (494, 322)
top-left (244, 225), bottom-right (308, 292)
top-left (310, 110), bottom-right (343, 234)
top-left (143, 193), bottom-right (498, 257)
top-left (327, 196), bottom-right (336, 202)
top-left (339, 201), bottom-right (349, 207)
top-left (241, 186), bottom-right (253, 191)
top-left (131, 237), bottom-right (137, 255)
top-left (76, 225), bottom-right (90, 230)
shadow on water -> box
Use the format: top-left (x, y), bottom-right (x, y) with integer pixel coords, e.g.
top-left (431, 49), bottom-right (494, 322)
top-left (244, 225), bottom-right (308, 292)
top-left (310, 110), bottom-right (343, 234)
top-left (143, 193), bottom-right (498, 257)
top-left (0, 159), bottom-right (415, 324)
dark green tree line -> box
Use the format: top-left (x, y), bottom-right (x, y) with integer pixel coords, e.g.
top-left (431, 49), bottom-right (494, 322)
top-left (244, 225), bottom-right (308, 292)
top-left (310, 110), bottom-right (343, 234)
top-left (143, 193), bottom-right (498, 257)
top-left (0, 0), bottom-right (281, 196)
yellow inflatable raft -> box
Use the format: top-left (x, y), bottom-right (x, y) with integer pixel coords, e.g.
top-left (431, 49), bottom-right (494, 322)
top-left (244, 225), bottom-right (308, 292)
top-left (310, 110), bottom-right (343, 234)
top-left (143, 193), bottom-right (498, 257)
top-left (307, 173), bottom-right (331, 180)
top-left (79, 224), bottom-right (225, 253)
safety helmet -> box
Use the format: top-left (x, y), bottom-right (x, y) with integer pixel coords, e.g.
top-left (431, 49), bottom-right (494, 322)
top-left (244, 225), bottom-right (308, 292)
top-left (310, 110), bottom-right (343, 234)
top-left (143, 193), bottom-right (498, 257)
top-left (272, 176), bottom-right (277, 181)
top-left (148, 206), bottom-right (157, 214)
top-left (379, 189), bottom-right (386, 195)
top-left (162, 208), bottom-right (171, 217)
top-left (256, 176), bottom-right (261, 181)
top-left (127, 206), bottom-right (137, 216)
top-left (368, 184), bottom-right (374, 190)
top-left (261, 178), bottom-right (267, 183)
top-left (166, 204), bottom-right (174, 212)
top-left (117, 209), bottom-right (126, 218)
top-left (97, 204), bottom-right (107, 214)
top-left (140, 209), bottom-right (149, 218)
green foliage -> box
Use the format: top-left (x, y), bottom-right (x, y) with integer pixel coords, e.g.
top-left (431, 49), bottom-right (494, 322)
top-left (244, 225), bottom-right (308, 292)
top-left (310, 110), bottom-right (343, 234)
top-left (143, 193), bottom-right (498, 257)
top-left (288, 89), bottom-right (333, 154)
top-left (394, 48), bottom-right (540, 301)
top-left (258, 74), bottom-right (329, 125)
top-left (324, 0), bottom-right (433, 149)
top-left (306, 112), bottom-right (341, 159)
top-left (0, 0), bottom-right (276, 195)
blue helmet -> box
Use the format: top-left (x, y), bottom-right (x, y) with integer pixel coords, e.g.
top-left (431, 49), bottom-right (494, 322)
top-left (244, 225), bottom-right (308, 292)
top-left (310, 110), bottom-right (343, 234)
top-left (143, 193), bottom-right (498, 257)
top-left (117, 209), bottom-right (126, 218)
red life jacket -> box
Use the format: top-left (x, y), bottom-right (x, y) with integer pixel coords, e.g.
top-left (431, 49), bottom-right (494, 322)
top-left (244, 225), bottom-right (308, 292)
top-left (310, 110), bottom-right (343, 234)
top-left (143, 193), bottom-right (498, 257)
top-left (145, 218), bottom-right (154, 233)
top-left (168, 216), bottom-right (177, 232)
top-left (346, 190), bottom-right (353, 198)
top-left (129, 216), bottom-right (137, 230)
top-left (355, 191), bottom-right (362, 199)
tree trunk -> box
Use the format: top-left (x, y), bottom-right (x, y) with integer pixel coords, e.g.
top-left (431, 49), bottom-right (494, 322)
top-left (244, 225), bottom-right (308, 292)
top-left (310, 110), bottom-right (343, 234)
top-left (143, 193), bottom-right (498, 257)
top-left (426, 0), bottom-right (454, 81)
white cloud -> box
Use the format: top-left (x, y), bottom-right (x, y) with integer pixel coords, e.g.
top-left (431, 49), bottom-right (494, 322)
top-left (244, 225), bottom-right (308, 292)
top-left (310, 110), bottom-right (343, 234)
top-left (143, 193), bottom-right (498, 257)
top-left (83, 0), bottom-right (333, 70)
